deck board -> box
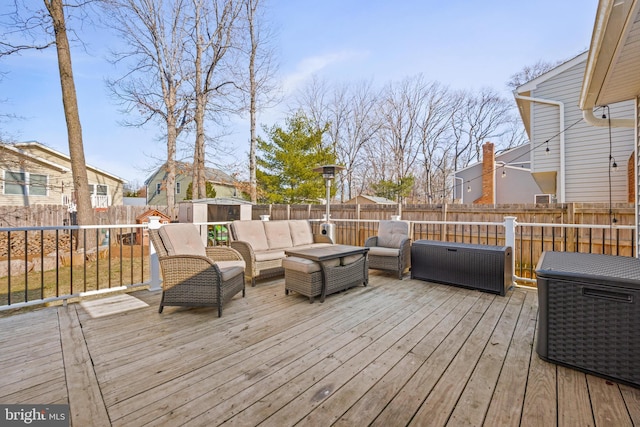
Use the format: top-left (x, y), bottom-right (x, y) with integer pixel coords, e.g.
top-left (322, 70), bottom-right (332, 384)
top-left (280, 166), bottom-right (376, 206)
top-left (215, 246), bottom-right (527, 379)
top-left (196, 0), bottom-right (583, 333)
top-left (0, 273), bottom-right (639, 426)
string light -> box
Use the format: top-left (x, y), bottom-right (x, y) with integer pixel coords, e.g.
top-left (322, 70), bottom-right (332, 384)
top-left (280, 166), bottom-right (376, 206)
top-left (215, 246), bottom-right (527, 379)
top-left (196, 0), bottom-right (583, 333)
top-left (501, 168), bottom-right (506, 178)
top-left (466, 182), bottom-right (471, 193)
top-left (545, 140), bottom-right (550, 155)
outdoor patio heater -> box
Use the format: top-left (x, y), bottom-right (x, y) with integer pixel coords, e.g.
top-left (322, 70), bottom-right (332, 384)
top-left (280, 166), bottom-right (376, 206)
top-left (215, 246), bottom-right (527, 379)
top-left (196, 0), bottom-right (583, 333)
top-left (313, 164), bottom-right (344, 243)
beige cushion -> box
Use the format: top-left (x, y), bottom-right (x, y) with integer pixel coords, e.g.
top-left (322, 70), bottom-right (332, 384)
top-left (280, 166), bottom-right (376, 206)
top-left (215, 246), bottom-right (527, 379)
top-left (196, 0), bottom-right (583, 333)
top-left (282, 256), bottom-right (340, 273)
top-left (289, 220), bottom-right (314, 246)
top-left (219, 266), bottom-right (244, 282)
top-left (215, 260), bottom-right (246, 270)
top-left (158, 224), bottom-right (206, 257)
top-left (368, 246), bottom-right (400, 257)
top-left (232, 221), bottom-right (269, 251)
top-left (341, 254), bottom-right (363, 266)
top-left (377, 221), bottom-right (409, 248)
top-left (264, 221), bottom-right (294, 249)
top-left (254, 249), bottom-right (286, 262)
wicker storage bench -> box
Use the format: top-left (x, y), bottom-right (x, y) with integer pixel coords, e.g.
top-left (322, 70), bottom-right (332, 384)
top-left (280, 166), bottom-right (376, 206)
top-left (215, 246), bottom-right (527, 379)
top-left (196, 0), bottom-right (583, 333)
top-left (411, 240), bottom-right (512, 296)
top-left (536, 251), bottom-right (640, 388)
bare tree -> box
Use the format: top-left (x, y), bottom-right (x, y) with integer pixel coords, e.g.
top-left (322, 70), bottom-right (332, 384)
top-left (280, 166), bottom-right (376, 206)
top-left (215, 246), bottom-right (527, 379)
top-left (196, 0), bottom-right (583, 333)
top-left (377, 74), bottom-right (428, 202)
top-left (416, 82), bottom-right (454, 204)
top-left (1, 0), bottom-right (95, 229)
top-left (105, 0), bottom-right (193, 219)
top-left (450, 88), bottom-right (512, 170)
top-left (294, 78), bottom-right (380, 201)
top-left (507, 59), bottom-right (564, 89)
top-left (188, 0), bottom-right (242, 200)
top-left (239, 0), bottom-right (278, 203)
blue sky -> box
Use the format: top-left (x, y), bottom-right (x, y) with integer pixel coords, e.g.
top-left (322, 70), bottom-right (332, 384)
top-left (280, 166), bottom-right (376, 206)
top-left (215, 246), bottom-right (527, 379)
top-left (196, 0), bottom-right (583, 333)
top-left (0, 0), bottom-right (598, 186)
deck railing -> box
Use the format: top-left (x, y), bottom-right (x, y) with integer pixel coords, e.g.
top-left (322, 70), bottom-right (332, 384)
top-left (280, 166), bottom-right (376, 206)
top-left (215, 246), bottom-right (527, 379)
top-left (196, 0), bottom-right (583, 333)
top-left (0, 217), bottom-right (635, 310)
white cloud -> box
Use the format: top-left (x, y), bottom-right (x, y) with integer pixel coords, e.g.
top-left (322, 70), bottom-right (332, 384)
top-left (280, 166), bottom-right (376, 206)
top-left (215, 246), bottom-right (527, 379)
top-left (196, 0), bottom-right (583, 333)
top-left (282, 50), bottom-right (369, 94)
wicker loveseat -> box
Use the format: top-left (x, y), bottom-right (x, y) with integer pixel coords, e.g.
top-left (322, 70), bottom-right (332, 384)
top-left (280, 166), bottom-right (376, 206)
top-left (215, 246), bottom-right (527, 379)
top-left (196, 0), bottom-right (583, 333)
top-left (230, 219), bottom-right (332, 286)
top-left (149, 223), bottom-right (246, 317)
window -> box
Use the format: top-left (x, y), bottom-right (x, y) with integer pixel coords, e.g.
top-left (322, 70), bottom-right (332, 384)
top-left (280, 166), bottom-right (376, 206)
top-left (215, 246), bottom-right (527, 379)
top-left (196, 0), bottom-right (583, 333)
top-left (29, 174), bottom-right (48, 196)
top-left (156, 183), bottom-right (162, 195)
top-left (176, 182), bottom-right (181, 194)
top-left (4, 171), bottom-right (26, 195)
top-left (3, 171), bottom-right (47, 196)
top-left (95, 184), bottom-right (108, 196)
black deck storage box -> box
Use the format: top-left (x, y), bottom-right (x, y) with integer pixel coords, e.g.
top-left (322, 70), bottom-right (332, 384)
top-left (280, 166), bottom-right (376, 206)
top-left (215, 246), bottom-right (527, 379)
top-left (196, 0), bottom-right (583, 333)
top-left (410, 240), bottom-right (512, 296)
top-left (536, 251), bottom-right (640, 388)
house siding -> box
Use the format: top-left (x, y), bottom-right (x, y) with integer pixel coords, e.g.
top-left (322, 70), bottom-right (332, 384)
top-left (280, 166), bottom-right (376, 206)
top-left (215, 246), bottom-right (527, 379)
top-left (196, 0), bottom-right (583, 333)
top-left (0, 153), bottom-right (69, 206)
top-left (3, 143), bottom-right (124, 207)
top-left (146, 165), bottom-right (237, 206)
top-left (530, 59), bottom-right (635, 203)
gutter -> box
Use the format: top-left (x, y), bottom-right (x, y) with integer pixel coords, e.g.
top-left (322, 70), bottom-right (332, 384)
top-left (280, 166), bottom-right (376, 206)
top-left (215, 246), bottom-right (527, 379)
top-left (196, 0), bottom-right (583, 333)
top-left (582, 108), bottom-right (634, 128)
top-left (513, 94), bottom-right (566, 203)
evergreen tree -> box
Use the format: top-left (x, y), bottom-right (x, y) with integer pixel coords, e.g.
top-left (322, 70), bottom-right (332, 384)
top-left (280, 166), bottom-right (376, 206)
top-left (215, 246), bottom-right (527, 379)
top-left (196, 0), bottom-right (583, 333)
top-left (257, 113), bottom-right (335, 203)
top-left (184, 182), bottom-right (216, 200)
top-left (371, 176), bottom-right (415, 202)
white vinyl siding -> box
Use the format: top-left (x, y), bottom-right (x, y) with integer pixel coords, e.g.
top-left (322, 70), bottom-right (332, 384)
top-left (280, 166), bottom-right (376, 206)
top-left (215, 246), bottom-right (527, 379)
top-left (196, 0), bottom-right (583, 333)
top-left (530, 59), bottom-right (635, 203)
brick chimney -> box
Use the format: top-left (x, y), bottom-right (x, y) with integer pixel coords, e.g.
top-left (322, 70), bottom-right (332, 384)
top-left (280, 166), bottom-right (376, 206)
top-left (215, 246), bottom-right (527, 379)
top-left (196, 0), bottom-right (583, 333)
top-left (474, 142), bottom-right (495, 204)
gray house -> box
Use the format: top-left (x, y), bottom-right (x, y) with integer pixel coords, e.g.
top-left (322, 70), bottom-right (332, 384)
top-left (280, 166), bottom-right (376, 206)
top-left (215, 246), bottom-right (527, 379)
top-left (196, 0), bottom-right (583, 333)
top-left (454, 142), bottom-right (543, 204)
top-left (514, 51), bottom-right (636, 203)
top-left (579, 0), bottom-right (640, 249)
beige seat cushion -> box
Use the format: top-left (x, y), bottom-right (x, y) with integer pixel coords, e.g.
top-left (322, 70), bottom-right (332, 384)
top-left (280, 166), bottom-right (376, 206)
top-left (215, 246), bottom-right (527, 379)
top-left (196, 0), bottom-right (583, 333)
top-left (254, 249), bottom-right (286, 262)
top-left (158, 223), bottom-right (206, 257)
top-left (368, 246), bottom-right (400, 257)
top-left (282, 256), bottom-right (340, 274)
top-left (232, 221), bottom-right (269, 251)
top-left (215, 260), bottom-right (246, 270)
top-left (219, 266), bottom-right (244, 282)
top-left (264, 221), bottom-right (294, 249)
top-left (289, 220), bottom-right (315, 246)
top-left (341, 254), bottom-right (363, 266)
top-left (377, 221), bottom-right (409, 248)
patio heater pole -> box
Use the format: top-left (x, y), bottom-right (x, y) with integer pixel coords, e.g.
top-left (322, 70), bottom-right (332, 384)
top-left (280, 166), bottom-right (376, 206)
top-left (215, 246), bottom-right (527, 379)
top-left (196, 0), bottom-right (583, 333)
top-left (313, 164), bottom-right (345, 243)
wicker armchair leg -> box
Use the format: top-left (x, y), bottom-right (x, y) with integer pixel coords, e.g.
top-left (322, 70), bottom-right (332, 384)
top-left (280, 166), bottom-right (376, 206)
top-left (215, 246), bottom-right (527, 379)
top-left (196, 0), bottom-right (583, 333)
top-left (159, 293), bottom-right (165, 313)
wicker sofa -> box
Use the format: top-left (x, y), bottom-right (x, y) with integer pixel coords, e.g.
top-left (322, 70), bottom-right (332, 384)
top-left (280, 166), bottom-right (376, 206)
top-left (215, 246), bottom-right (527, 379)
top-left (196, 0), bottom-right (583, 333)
top-left (230, 219), bottom-right (332, 286)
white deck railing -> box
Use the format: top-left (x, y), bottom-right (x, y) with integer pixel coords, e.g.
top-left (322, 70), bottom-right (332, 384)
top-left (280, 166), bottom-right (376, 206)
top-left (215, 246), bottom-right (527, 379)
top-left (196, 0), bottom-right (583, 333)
top-left (0, 217), bottom-right (635, 311)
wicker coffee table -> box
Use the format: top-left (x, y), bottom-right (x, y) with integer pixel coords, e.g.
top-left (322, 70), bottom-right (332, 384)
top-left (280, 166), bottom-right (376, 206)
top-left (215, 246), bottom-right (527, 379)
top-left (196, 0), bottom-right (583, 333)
top-left (284, 245), bottom-right (369, 303)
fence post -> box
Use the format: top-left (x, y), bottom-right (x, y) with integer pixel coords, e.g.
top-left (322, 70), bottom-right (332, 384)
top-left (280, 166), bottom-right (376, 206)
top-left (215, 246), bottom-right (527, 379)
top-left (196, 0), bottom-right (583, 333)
top-left (504, 216), bottom-right (517, 286)
top-left (147, 216), bottom-right (162, 291)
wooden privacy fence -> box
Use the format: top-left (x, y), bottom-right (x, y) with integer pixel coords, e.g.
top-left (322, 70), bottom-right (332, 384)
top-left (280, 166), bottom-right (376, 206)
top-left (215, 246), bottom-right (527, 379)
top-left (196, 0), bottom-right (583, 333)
top-left (0, 205), bottom-right (170, 228)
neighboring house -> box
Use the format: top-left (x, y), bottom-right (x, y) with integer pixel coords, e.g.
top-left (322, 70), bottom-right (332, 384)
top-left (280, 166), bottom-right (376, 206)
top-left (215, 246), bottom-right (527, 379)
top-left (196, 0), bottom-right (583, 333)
top-left (454, 142), bottom-right (544, 204)
top-left (145, 162), bottom-right (239, 206)
top-left (514, 51), bottom-right (636, 203)
top-left (578, 0), bottom-right (640, 248)
top-left (0, 141), bottom-right (125, 208)
top-left (344, 195), bottom-right (397, 205)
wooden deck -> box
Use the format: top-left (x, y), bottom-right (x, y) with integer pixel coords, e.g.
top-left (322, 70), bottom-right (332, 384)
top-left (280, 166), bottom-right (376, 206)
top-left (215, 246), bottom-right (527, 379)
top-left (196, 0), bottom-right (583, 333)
top-left (1, 273), bottom-right (639, 426)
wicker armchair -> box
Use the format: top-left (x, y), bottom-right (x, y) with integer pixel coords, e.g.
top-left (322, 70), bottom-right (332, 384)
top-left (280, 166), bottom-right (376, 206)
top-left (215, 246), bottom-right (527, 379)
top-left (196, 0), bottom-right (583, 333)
top-left (148, 223), bottom-right (245, 317)
top-left (365, 220), bottom-right (411, 279)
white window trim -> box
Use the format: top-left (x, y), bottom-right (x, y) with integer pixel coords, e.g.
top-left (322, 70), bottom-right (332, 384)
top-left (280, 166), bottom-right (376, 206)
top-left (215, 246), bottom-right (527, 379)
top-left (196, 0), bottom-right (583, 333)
top-left (3, 170), bottom-right (49, 196)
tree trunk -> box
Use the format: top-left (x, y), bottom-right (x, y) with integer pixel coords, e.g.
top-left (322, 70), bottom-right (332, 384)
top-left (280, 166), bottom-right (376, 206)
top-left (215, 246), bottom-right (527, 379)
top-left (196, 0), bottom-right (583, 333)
top-left (45, 0), bottom-right (95, 246)
top-left (192, 7), bottom-right (206, 201)
top-left (248, 0), bottom-right (257, 203)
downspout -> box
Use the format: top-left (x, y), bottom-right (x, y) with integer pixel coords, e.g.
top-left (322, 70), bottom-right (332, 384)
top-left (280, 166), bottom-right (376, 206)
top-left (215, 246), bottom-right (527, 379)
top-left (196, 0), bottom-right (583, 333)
top-left (514, 94), bottom-right (566, 203)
